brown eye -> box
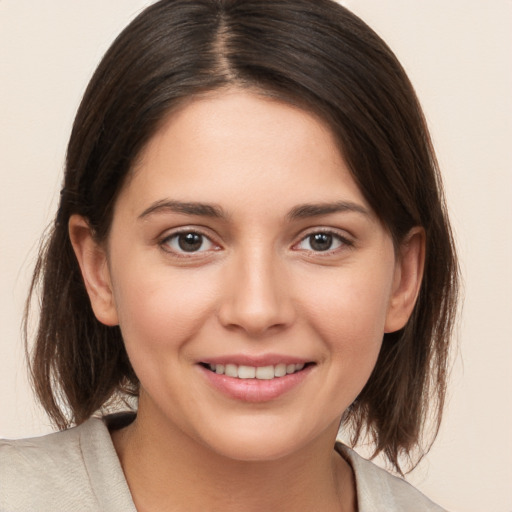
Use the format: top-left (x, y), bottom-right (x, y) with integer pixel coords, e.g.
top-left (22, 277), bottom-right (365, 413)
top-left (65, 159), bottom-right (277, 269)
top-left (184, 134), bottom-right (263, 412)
top-left (178, 233), bottom-right (203, 252)
top-left (164, 232), bottom-right (215, 253)
top-left (309, 233), bottom-right (334, 251)
top-left (296, 232), bottom-right (347, 252)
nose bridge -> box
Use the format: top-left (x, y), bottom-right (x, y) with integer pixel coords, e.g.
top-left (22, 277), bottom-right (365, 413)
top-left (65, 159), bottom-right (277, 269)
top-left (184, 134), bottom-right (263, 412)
top-left (218, 242), bottom-right (294, 335)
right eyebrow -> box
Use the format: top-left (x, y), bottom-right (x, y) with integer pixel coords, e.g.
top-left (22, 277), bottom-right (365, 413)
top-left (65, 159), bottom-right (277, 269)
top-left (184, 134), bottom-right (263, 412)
top-left (138, 199), bottom-right (226, 220)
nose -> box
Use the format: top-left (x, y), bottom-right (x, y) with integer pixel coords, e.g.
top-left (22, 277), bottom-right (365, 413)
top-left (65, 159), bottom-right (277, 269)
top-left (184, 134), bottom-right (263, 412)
top-left (217, 248), bottom-right (296, 337)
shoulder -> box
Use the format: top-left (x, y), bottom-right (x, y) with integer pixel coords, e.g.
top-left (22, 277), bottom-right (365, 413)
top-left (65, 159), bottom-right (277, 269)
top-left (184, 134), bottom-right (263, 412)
top-left (0, 416), bottom-right (135, 512)
top-left (0, 420), bottom-right (98, 511)
top-left (336, 443), bottom-right (448, 512)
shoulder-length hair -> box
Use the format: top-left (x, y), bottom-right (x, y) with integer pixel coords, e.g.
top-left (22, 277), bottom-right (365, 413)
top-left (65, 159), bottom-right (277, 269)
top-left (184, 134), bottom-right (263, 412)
top-left (26, 0), bottom-right (459, 474)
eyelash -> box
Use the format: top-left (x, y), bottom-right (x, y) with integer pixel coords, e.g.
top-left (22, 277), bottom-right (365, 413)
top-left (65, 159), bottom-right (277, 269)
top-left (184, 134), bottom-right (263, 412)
top-left (293, 230), bottom-right (354, 255)
top-left (159, 229), bottom-right (219, 257)
top-left (159, 228), bottom-right (353, 257)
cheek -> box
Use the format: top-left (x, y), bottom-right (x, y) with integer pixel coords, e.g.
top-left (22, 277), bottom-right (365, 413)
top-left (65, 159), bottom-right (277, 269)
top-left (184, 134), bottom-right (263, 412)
top-left (111, 264), bottom-right (219, 352)
top-left (301, 266), bottom-right (393, 337)
top-left (296, 263), bottom-right (394, 388)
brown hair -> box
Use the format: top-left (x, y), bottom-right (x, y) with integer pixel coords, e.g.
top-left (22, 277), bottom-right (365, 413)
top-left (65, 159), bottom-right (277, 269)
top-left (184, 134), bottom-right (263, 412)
top-left (25, 0), bottom-right (458, 474)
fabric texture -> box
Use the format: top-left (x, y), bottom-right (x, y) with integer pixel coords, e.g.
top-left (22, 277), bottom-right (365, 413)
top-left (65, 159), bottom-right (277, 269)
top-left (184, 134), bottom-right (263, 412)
top-left (0, 415), bottom-right (446, 511)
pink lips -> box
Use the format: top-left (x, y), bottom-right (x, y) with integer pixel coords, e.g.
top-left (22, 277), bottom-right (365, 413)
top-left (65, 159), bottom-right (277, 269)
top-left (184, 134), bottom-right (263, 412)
top-left (198, 355), bottom-right (314, 402)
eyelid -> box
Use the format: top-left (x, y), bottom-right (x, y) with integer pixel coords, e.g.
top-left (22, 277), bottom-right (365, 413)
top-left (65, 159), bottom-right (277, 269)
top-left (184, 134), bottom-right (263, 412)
top-left (292, 228), bottom-right (354, 253)
top-left (159, 226), bottom-right (222, 256)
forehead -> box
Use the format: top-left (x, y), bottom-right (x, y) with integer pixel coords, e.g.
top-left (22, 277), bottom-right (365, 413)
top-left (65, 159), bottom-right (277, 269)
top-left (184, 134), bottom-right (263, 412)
top-left (118, 89), bottom-right (371, 218)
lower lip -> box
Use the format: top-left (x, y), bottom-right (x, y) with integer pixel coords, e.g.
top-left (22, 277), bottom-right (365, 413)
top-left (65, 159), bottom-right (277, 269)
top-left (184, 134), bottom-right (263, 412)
top-left (199, 365), bottom-right (313, 402)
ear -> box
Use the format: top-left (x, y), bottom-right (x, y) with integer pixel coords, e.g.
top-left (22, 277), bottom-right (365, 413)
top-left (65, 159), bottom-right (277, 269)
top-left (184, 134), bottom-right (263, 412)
top-left (68, 214), bottom-right (119, 326)
top-left (384, 227), bottom-right (425, 333)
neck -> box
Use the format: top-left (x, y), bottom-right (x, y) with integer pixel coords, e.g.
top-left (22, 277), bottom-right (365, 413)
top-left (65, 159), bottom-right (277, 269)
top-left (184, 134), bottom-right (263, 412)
top-left (111, 402), bottom-right (356, 512)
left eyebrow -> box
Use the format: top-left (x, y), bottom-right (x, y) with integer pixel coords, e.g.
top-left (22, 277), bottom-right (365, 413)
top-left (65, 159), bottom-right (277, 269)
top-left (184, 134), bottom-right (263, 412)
top-left (287, 201), bottom-right (370, 220)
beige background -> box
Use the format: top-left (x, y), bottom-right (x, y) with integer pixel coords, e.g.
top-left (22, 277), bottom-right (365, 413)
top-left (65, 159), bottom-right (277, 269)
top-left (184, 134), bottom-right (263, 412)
top-left (1, 1), bottom-right (511, 510)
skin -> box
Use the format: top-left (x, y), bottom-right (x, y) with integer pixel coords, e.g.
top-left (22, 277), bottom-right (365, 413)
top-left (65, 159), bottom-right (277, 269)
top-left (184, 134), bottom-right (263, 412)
top-left (70, 89), bottom-right (424, 512)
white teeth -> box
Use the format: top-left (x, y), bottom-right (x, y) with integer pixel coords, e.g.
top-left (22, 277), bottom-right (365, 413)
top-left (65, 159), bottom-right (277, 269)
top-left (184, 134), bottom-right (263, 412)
top-left (225, 364), bottom-right (238, 378)
top-left (255, 366), bottom-right (274, 380)
top-left (238, 365), bottom-right (256, 379)
top-left (274, 363), bottom-right (287, 377)
top-left (207, 362), bottom-right (307, 379)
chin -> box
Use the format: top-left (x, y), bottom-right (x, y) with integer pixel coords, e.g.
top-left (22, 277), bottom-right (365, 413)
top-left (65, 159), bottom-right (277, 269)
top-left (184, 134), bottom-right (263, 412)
top-left (194, 416), bottom-right (332, 463)
top-left (206, 435), bottom-right (304, 463)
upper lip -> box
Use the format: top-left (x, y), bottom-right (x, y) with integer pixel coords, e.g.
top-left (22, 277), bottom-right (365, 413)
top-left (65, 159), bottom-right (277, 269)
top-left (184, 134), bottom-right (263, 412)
top-left (199, 354), bottom-right (313, 367)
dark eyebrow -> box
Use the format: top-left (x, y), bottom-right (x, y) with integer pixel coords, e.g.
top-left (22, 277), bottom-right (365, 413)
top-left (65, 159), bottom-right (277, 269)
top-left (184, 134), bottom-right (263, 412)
top-left (287, 201), bottom-right (370, 220)
top-left (138, 200), bottom-right (226, 220)
top-left (138, 199), bottom-right (369, 222)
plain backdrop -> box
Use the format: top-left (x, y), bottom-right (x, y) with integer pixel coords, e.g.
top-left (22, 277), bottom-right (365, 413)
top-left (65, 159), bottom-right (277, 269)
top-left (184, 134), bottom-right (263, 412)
top-left (1, 1), bottom-right (511, 511)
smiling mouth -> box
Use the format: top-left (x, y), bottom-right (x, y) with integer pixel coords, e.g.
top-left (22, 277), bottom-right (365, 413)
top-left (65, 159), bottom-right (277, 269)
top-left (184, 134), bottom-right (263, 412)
top-left (200, 362), bottom-right (313, 380)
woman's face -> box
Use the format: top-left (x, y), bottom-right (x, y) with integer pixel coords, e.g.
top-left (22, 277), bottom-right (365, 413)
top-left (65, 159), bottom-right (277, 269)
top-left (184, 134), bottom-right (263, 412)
top-left (77, 90), bottom-right (420, 461)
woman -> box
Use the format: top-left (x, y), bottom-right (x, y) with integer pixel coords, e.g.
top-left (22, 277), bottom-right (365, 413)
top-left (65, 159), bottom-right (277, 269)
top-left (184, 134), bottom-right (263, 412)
top-left (0, 1), bottom-right (458, 510)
